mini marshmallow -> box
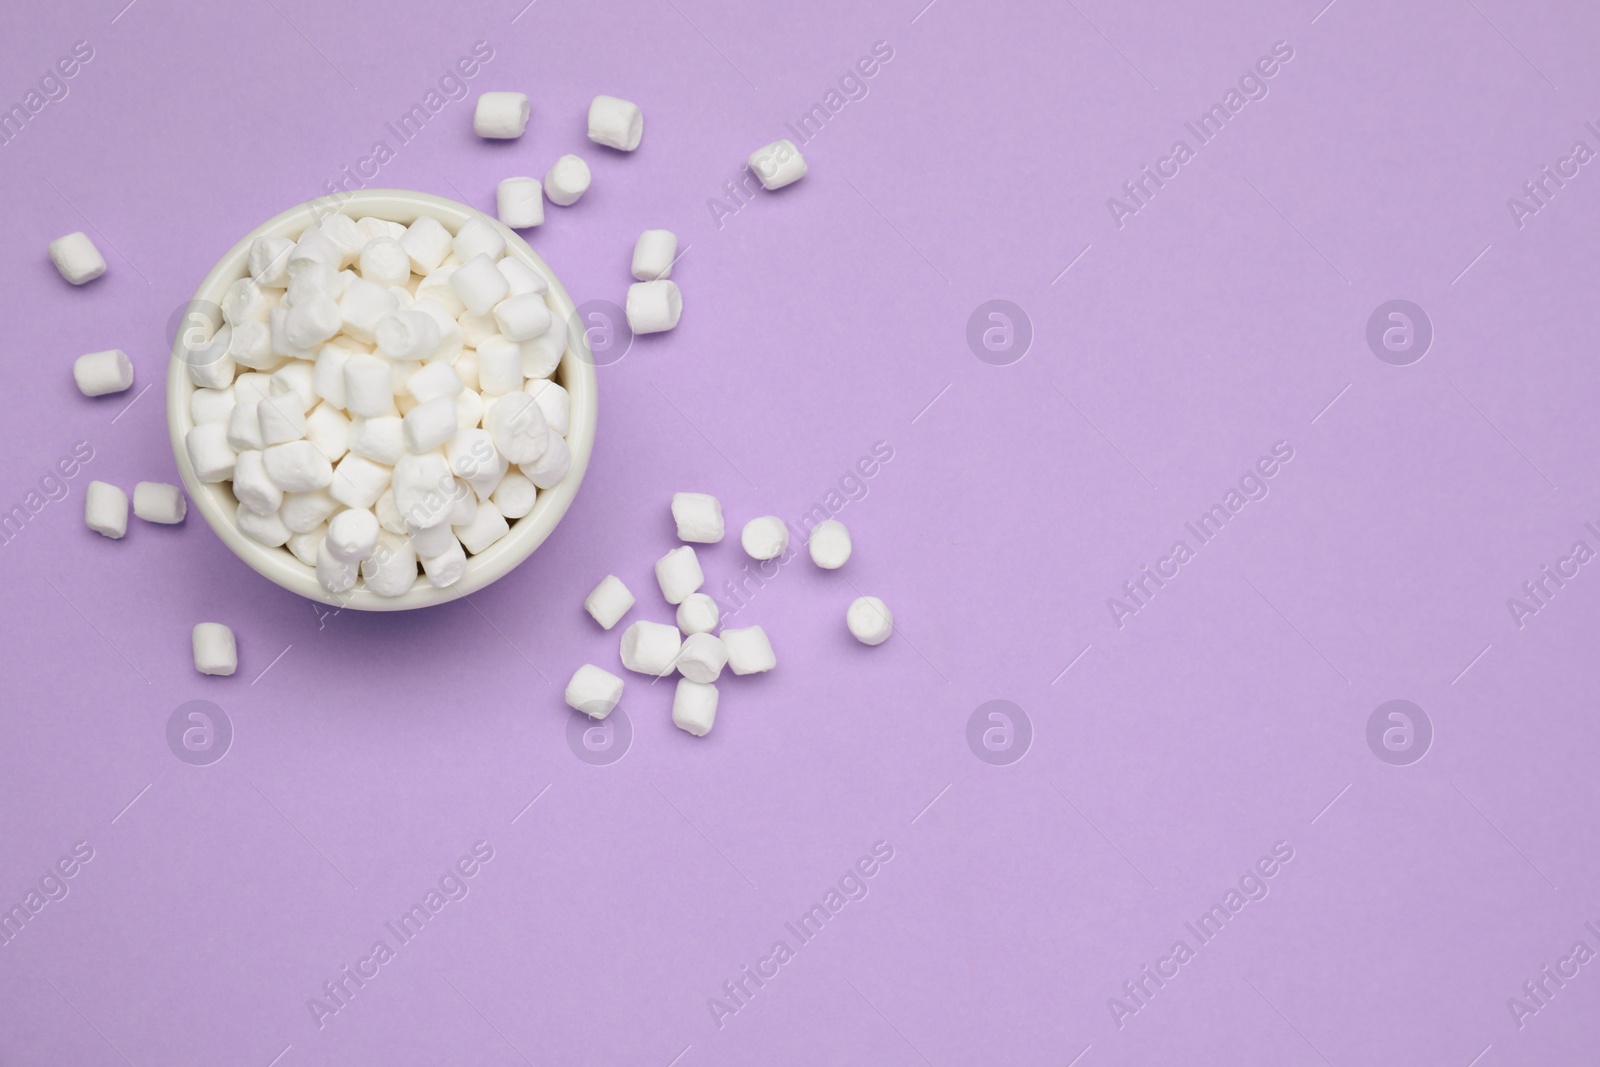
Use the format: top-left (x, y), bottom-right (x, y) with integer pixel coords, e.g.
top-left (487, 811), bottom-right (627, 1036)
top-left (741, 516), bottom-right (789, 560)
top-left (520, 317), bottom-right (566, 379)
top-left (287, 526), bottom-right (324, 566)
top-left (749, 139), bottom-right (807, 190)
top-left (451, 253), bottom-right (510, 316)
top-left (84, 481), bottom-right (128, 538)
top-left (406, 360), bottom-right (464, 403)
top-left (281, 488), bottom-right (339, 532)
top-left (327, 507), bottom-right (380, 562)
top-left (625, 280), bottom-right (681, 334)
top-left (187, 327), bottom-right (236, 390)
top-left (73, 349), bottom-right (133, 397)
top-left (236, 502), bottom-right (290, 546)
top-left (459, 310), bottom-right (499, 348)
top-left (585, 575), bottom-right (635, 630)
top-left (493, 292), bottom-right (551, 342)
top-left (132, 482), bottom-right (186, 525)
top-left (221, 277), bottom-right (272, 325)
top-left (185, 423), bottom-right (236, 482)
top-left (235, 372), bottom-right (272, 408)
top-left (655, 545), bottom-right (704, 604)
top-left (722, 625), bottom-right (776, 675)
top-left (226, 321), bottom-right (275, 369)
top-left (284, 262), bottom-right (344, 307)
top-left (359, 237), bottom-right (410, 287)
top-left (421, 536), bottom-right (467, 587)
top-left (487, 393), bottom-right (548, 464)
top-left (317, 538), bottom-right (359, 594)
top-left (400, 216), bottom-right (453, 274)
top-left (283, 296), bottom-right (342, 350)
top-left (498, 257), bottom-right (548, 296)
top-left (362, 534), bottom-right (418, 597)
top-left (48, 232), bottom-right (106, 285)
top-left (312, 345), bottom-right (351, 408)
top-left (671, 492), bottom-right (723, 543)
top-left (190, 387), bottom-right (235, 426)
top-left (348, 416), bottom-right (405, 464)
top-left (808, 519), bottom-right (851, 569)
top-left (330, 454), bottom-right (392, 509)
top-left (544, 155), bottom-right (591, 206)
top-left (520, 432), bottom-right (569, 489)
top-left (402, 396), bottom-right (458, 453)
top-left (448, 483), bottom-right (478, 531)
top-left (413, 298), bottom-right (464, 350)
top-left (287, 231), bottom-right (342, 277)
top-left (392, 452), bottom-right (454, 528)
top-left (407, 513), bottom-right (458, 557)
top-left (270, 362), bottom-right (316, 408)
top-left (492, 472), bottom-right (537, 519)
top-left (416, 266), bottom-right (465, 317)
top-left (305, 403), bottom-right (350, 461)
top-left (357, 217), bottom-right (406, 243)
top-left (525, 379), bottom-right (569, 436)
top-left (339, 278), bottom-right (400, 343)
top-left (631, 230), bottom-right (677, 281)
top-left (343, 355), bottom-right (394, 417)
top-left (375, 309), bottom-right (442, 362)
top-left (476, 336), bottom-right (524, 395)
top-left (587, 95), bottom-right (643, 151)
top-left (376, 489), bottom-right (406, 534)
top-left (672, 679), bottom-right (718, 737)
top-left (232, 450), bottom-right (283, 515)
top-left (565, 663), bottom-right (625, 719)
top-left (268, 308), bottom-right (312, 361)
top-left (474, 91), bottom-right (530, 139)
top-left (263, 441), bottom-right (333, 492)
top-left (619, 620), bottom-right (682, 676)
top-left (453, 217), bottom-right (506, 263)
top-left (227, 401), bottom-right (265, 451)
top-left (249, 235), bottom-right (294, 286)
top-left (258, 392), bottom-right (307, 446)
top-left (448, 430), bottom-right (506, 498)
top-left (454, 501), bottom-right (509, 554)
top-left (675, 632), bottom-right (727, 684)
top-left (847, 596), bottom-right (893, 645)
top-left (312, 212), bottom-right (365, 266)
top-left (192, 623), bottom-right (237, 676)
top-left (676, 593), bottom-right (719, 636)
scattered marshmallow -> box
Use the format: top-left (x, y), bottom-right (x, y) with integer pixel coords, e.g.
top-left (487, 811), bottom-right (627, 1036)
top-left (675, 632), bottom-right (727, 683)
top-left (451, 253), bottom-right (511, 316)
top-left (741, 516), bottom-right (789, 561)
top-left (73, 349), bottom-right (134, 397)
top-left (671, 492), bottom-right (723, 543)
top-left (132, 482), bottom-right (186, 525)
top-left (474, 91), bottom-right (530, 139)
top-left (192, 622), bottom-right (237, 676)
top-left (619, 620), bottom-right (682, 676)
top-left (807, 520), bottom-right (852, 569)
top-left (847, 596), bottom-right (893, 645)
top-left (48, 232), bottom-right (107, 285)
top-left (676, 593), bottom-right (719, 635)
top-left (84, 481), bottom-right (128, 539)
top-left (655, 545), bottom-right (703, 604)
top-left (631, 230), bottom-right (677, 281)
top-left (722, 625), bottom-right (776, 675)
top-left (749, 139), bottom-right (807, 190)
top-left (587, 95), bottom-right (643, 151)
top-left (672, 679), bottom-right (718, 736)
top-left (544, 155), bottom-right (591, 206)
top-left (565, 664), bottom-right (625, 719)
top-left (585, 575), bottom-right (635, 630)
top-left (625, 279), bottom-right (681, 334)
top-left (497, 178), bottom-right (544, 229)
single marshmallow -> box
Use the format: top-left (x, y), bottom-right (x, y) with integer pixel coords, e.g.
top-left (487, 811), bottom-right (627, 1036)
top-left (625, 280), bottom-right (681, 334)
top-left (84, 481), bottom-right (128, 538)
top-left (587, 95), bottom-right (643, 151)
top-left (376, 489), bottom-right (406, 534)
top-left (357, 217), bottom-right (406, 243)
top-left (232, 450), bottom-right (283, 515)
top-left (741, 516), bottom-right (789, 560)
top-left (190, 387), bottom-right (235, 426)
top-left (221, 277), bottom-right (272, 325)
top-left (249, 235), bottom-right (294, 286)
top-left (453, 217), bottom-right (506, 264)
top-left (284, 263), bottom-right (344, 307)
top-left (807, 519), bottom-right (852, 569)
top-left (236, 503), bottom-right (290, 546)
top-left (406, 361), bottom-right (464, 403)
top-left (474, 91), bottom-right (530, 139)
top-left (132, 482), bottom-right (186, 524)
top-left (407, 513), bottom-right (458, 557)
top-left (520, 431), bottom-right (569, 489)
top-left (348, 416), bottom-right (405, 464)
top-left (520, 316), bottom-right (566, 378)
top-left (675, 632), bottom-right (727, 683)
top-left (458, 310), bottom-right (499, 348)
top-left (343, 354), bottom-right (394, 417)
top-left (454, 501), bottom-right (509, 554)
top-left (281, 488), bottom-right (339, 532)
top-left (263, 441), bottom-right (334, 492)
top-left (584, 575), bottom-right (635, 630)
top-left (486, 393), bottom-right (548, 464)
top-left (676, 593), bottom-right (719, 636)
top-left (234, 373), bottom-right (272, 408)
top-left (283, 296), bottom-right (343, 350)
top-left (749, 139), bottom-right (807, 190)
top-left (227, 401), bottom-right (265, 451)
top-left (492, 471), bottom-right (537, 519)
top-left (421, 536), bottom-right (467, 587)
top-left (498, 257), bottom-right (548, 296)
top-left (375, 309), bottom-right (442, 362)
top-left (317, 537), bottom-right (359, 594)
top-left (327, 507), bottom-right (380, 562)
top-left (226, 320), bottom-right (275, 369)
top-left (565, 664), bottom-right (624, 719)
top-left (270, 362), bottom-right (317, 410)
top-left (48, 232), bottom-right (107, 285)
top-left (312, 213), bottom-right (365, 266)
top-left (73, 349), bottom-right (134, 397)
top-left (655, 545), bottom-right (704, 604)
top-left (359, 237), bottom-right (410, 287)
top-left (402, 396), bottom-right (458, 453)
top-left (392, 452), bottom-right (454, 528)
top-left (400, 215), bottom-right (454, 274)
top-left (544, 155), bottom-right (591, 206)
top-left (187, 326), bottom-right (236, 389)
top-left (186, 424), bottom-right (237, 482)
top-left (451, 253), bottom-right (510, 316)
top-left (339, 278), bottom-right (400, 342)
top-left (192, 623), bottom-right (237, 676)
top-left (362, 534), bottom-right (418, 597)
top-left (305, 403), bottom-right (350, 461)
top-left (287, 526), bottom-right (324, 566)
top-left (847, 596), bottom-right (893, 645)
top-left (618, 620), bottom-right (682, 676)
top-left (258, 392), bottom-right (307, 446)
top-left (475, 336), bottom-right (524, 395)
top-left (671, 492), bottom-right (723, 543)
top-left (722, 626), bottom-right (776, 675)
top-left (631, 230), bottom-right (677, 281)
top-left (312, 345), bottom-right (351, 408)
top-left (329, 454), bottom-right (392, 510)
top-left (417, 266), bottom-right (465, 318)
top-left (672, 679), bottom-right (718, 737)
top-left (450, 431), bottom-right (506, 499)
top-left (525, 379), bottom-right (569, 436)
top-left (493, 293), bottom-right (551, 342)
top-left (287, 231), bottom-right (342, 277)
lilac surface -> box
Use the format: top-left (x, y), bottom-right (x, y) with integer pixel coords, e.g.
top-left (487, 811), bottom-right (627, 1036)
top-left (3, 0), bottom-right (1600, 1063)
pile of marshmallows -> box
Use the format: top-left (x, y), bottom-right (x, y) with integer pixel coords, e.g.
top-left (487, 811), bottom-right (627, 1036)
top-left (564, 493), bottom-right (893, 738)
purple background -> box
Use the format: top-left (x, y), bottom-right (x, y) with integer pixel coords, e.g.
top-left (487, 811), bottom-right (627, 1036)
top-left (3, 0), bottom-right (1599, 1063)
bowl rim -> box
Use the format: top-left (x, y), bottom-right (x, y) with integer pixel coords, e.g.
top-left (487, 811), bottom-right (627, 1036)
top-left (166, 188), bottom-right (598, 612)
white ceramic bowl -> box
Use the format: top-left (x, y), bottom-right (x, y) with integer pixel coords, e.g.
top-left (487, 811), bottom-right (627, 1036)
top-left (166, 189), bottom-right (597, 611)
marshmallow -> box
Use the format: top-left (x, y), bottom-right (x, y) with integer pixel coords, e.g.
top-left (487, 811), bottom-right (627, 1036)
top-left (520, 316), bottom-right (566, 378)
top-left (317, 538), bottom-right (359, 594)
top-left (284, 263), bottom-right (345, 307)
top-left (263, 441), bottom-right (333, 492)
top-left (492, 472), bottom-right (537, 519)
top-left (281, 488), bottom-right (338, 532)
top-left (84, 481), bottom-right (128, 538)
top-left (258, 392), bottom-right (307, 445)
top-left (190, 387), bottom-right (235, 425)
top-left (73, 349), bottom-right (133, 397)
top-left (487, 393), bottom-right (548, 464)
top-left (416, 266), bottom-right (465, 318)
top-left (400, 215), bottom-right (453, 274)
top-left (329, 454), bottom-right (392, 509)
top-left (520, 431), bottom-right (568, 489)
top-left (619, 620), bottom-right (682, 676)
top-left (236, 502), bottom-right (290, 546)
top-left (847, 596), bottom-right (893, 645)
top-left (187, 326), bottom-right (236, 389)
top-left (339, 278), bottom-right (400, 342)
top-left (359, 237), bottom-right (410, 287)
top-left (493, 293), bottom-right (551, 342)
top-left (348, 415), bottom-right (405, 464)
top-left (313, 345), bottom-right (351, 408)
top-left (327, 507), bottom-right (380, 562)
top-left (287, 526), bottom-right (324, 566)
top-left (232, 450), bottom-right (283, 515)
top-left (186, 423), bottom-right (236, 483)
top-left (192, 623), bottom-right (237, 676)
top-left (475, 336), bottom-right (524, 395)
top-left (133, 482), bottom-right (186, 524)
top-left (631, 230), bottom-right (677, 281)
top-left (376, 489), bottom-right (406, 534)
top-left (587, 95), bottom-right (643, 151)
top-left (287, 231), bottom-right (342, 277)
top-left (453, 218), bottom-right (506, 266)
top-left (451, 253), bottom-right (510, 316)
top-left (741, 516), bottom-right (789, 560)
top-left (226, 320), bottom-right (275, 369)
top-left (544, 154), bottom-right (595, 206)
top-left (271, 362), bottom-right (317, 410)
top-left (459, 310), bottom-right (499, 348)
top-left (375, 309), bottom-right (442, 362)
top-left (449, 478), bottom-right (478, 526)
top-left (227, 400), bottom-right (265, 451)
top-left (454, 500), bottom-right (509, 554)
top-left (525, 379), bottom-right (569, 436)
top-left (305, 403), bottom-right (350, 461)
top-left (498, 257), bottom-right (548, 296)
top-left (362, 534), bottom-right (418, 597)
top-left (675, 632), bottom-right (727, 683)
top-left (807, 519), bottom-right (851, 569)
top-left (449, 430), bottom-right (506, 499)
top-left (392, 452), bottom-right (454, 529)
top-left (749, 139), bottom-right (807, 190)
top-left (235, 372), bottom-right (272, 408)
top-left (406, 361), bottom-right (464, 403)
top-left (222, 277), bottom-right (272, 325)
top-left (358, 217), bottom-right (406, 243)
top-left (655, 545), bottom-right (703, 604)
top-left (343, 354), bottom-right (394, 417)
top-left (48, 232), bottom-right (106, 284)
top-left (402, 396), bottom-right (458, 453)
top-left (584, 575), bottom-right (635, 630)
top-left (283, 296), bottom-right (342, 350)
top-left (408, 513), bottom-right (458, 557)
top-left (566, 664), bottom-right (625, 719)
top-left (312, 212), bottom-right (365, 266)
top-left (676, 593), bottom-right (719, 636)
top-left (474, 91), bottom-right (530, 139)
top-left (625, 280), bottom-right (681, 334)
top-left (249, 236), bottom-right (294, 286)
top-left (268, 308), bottom-right (312, 361)
top-left (723, 626), bottom-right (776, 675)
top-left (421, 536), bottom-right (467, 587)
top-left (672, 680), bottom-right (718, 737)
top-left (671, 492), bottom-right (723, 543)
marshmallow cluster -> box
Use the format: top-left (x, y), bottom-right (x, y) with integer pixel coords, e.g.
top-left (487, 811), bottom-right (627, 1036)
top-left (85, 480), bottom-right (187, 536)
top-left (181, 209), bottom-right (573, 599)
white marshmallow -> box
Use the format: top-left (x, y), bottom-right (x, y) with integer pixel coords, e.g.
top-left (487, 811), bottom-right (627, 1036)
top-left (313, 345), bottom-right (352, 408)
top-left (270, 362), bottom-right (316, 409)
top-left (741, 516), bottom-right (789, 560)
top-left (348, 416), bottom-right (405, 464)
top-left (520, 431), bottom-right (569, 489)
top-left (287, 231), bottom-right (342, 277)
top-left (421, 536), bottom-right (467, 587)
top-left (357, 217), bottom-right (407, 243)
top-left (454, 500), bottom-right (508, 554)
top-left (416, 266), bottom-right (465, 317)
top-left (407, 513), bottom-right (458, 557)
top-left (281, 488), bottom-right (339, 532)
top-left (493, 293), bottom-right (551, 342)
top-left (73, 349), bottom-right (133, 397)
top-left (221, 277), bottom-right (272, 325)
top-left (655, 545), bottom-right (704, 604)
top-left (675, 632), bottom-right (727, 683)
top-left (448, 483), bottom-right (478, 532)
top-left (412, 298), bottom-right (463, 350)
top-left (284, 263), bottom-right (344, 307)
top-left (459, 310), bottom-right (500, 348)
top-left (631, 230), bottom-right (677, 281)
top-left (358, 237), bottom-right (410, 287)
top-left (187, 326), bottom-right (236, 389)
top-left (317, 537), bottom-right (359, 594)
top-left (544, 155), bottom-right (591, 206)
top-left (406, 361), bottom-right (464, 403)
top-left (492, 471), bottom-right (537, 519)
top-left (498, 257), bottom-right (548, 296)
top-left (451, 253), bottom-right (510, 316)
top-left (312, 212), bottom-right (365, 266)
top-left (619, 620), bottom-right (682, 676)
top-left (192, 622), bottom-right (237, 676)
top-left (343, 354), bottom-right (394, 417)
top-left (283, 296), bottom-right (342, 350)
top-left (339, 278), bottom-right (400, 342)
top-left (327, 507), bottom-right (380, 562)
top-left (263, 441), bottom-right (334, 492)
top-left (376, 489), bottom-right (406, 534)
top-left (362, 534), bottom-right (418, 597)
top-left (474, 91), bottom-right (530, 139)
top-left (402, 396), bottom-right (458, 453)
top-left (258, 392), bottom-right (307, 445)
top-left (520, 317), bottom-right (566, 379)
top-left (400, 215), bottom-right (453, 274)
top-left (847, 596), bottom-right (893, 645)
top-left (305, 403), bottom-right (350, 461)
top-left (232, 450), bottom-right (283, 515)
top-left (234, 373), bottom-right (272, 408)
top-left (227, 400), bottom-right (265, 451)
top-left (587, 95), bottom-right (643, 151)
top-left (672, 680), bottom-right (718, 737)
top-left (676, 593), bottom-right (719, 636)
top-left (132, 482), bottom-right (186, 524)
top-left (625, 279), bottom-right (681, 334)
top-left (524, 379), bottom-right (569, 436)
top-left (268, 308), bottom-right (312, 361)
top-left (287, 526), bottom-right (324, 566)
top-left (48, 232), bottom-right (106, 285)
top-left (565, 664), bottom-right (624, 719)
top-left (190, 387), bottom-right (235, 426)
top-left (186, 423), bottom-right (236, 482)
top-left (722, 625), bottom-right (776, 675)
top-left (248, 235), bottom-right (294, 286)
top-left (329, 454), bottom-right (392, 509)
top-left (226, 321), bottom-right (275, 369)
top-left (671, 492), bottom-right (723, 543)
top-left (84, 481), bottom-right (128, 538)
top-left (236, 502), bottom-right (290, 546)
top-left (392, 452), bottom-right (454, 529)
top-left (453, 217), bottom-right (506, 263)
top-left (749, 139), bottom-right (807, 190)
top-left (475, 336), bottom-right (524, 395)
top-left (375, 309), bottom-right (442, 362)
top-left (808, 519), bottom-right (851, 569)
top-left (584, 575), bottom-right (635, 630)
top-left (486, 393), bottom-right (548, 464)
top-left (447, 429), bottom-right (504, 496)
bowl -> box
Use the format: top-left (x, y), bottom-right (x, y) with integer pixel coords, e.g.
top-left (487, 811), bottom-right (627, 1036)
top-left (166, 189), bottom-right (597, 611)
